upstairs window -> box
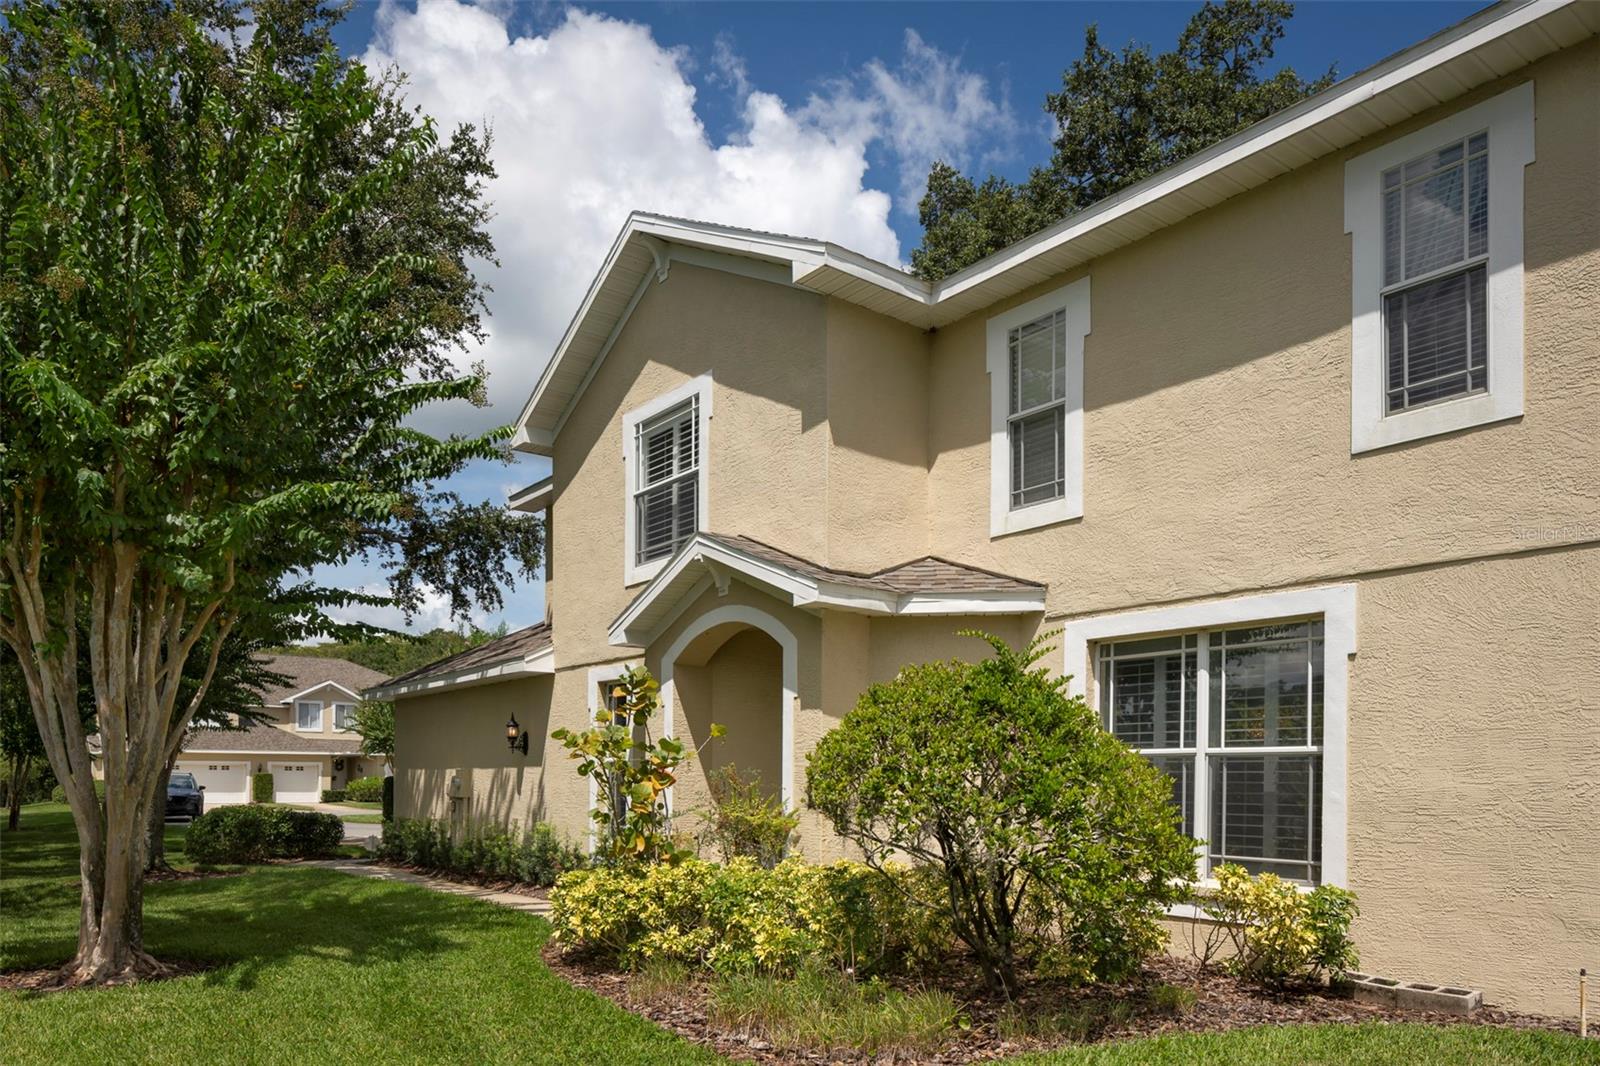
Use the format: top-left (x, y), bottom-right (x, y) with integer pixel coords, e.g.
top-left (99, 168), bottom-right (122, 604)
top-left (634, 398), bottom-right (698, 566)
top-left (1345, 84), bottom-right (1532, 453)
top-left (1381, 133), bottom-right (1489, 414)
top-left (294, 701), bottom-right (323, 731)
top-left (1008, 309), bottom-right (1068, 508)
top-left (622, 374), bottom-right (712, 585)
top-left (332, 703), bottom-right (356, 732)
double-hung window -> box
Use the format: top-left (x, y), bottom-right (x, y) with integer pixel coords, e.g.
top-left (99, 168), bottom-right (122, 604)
top-left (294, 700), bottom-right (323, 731)
top-left (1345, 83), bottom-right (1532, 453)
top-left (1098, 619), bottom-right (1326, 884)
top-left (986, 278), bottom-right (1089, 536)
top-left (623, 375), bottom-right (711, 584)
top-left (332, 703), bottom-right (356, 732)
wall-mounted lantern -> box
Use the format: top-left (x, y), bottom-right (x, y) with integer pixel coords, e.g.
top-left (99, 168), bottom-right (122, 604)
top-left (506, 714), bottom-right (529, 755)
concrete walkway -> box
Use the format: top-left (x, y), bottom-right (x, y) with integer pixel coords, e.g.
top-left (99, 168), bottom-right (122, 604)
top-left (303, 858), bottom-right (553, 915)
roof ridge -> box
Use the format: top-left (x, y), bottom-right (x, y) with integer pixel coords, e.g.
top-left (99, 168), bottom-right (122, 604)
top-left (880, 554), bottom-right (1048, 589)
top-left (380, 621), bottom-right (552, 687)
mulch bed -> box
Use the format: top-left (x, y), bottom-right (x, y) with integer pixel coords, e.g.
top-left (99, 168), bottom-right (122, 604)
top-left (543, 945), bottom-right (1585, 1064)
top-left (0, 957), bottom-right (218, 993)
top-left (368, 859), bottom-right (551, 901)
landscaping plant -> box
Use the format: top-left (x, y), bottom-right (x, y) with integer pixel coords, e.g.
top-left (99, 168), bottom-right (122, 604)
top-left (343, 775), bottom-right (385, 803)
top-left (697, 766), bottom-right (799, 868)
top-left (806, 632), bottom-right (1197, 993)
top-left (251, 773), bottom-right (275, 805)
top-left (184, 805), bottom-right (343, 864)
top-left (1192, 864), bottom-right (1359, 987)
top-left (379, 818), bottom-right (585, 888)
top-left (551, 665), bottom-right (722, 865)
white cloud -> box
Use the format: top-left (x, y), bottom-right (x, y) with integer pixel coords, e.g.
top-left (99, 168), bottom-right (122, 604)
top-left (360, 1), bottom-right (1011, 440)
top-left (324, 582), bottom-right (489, 635)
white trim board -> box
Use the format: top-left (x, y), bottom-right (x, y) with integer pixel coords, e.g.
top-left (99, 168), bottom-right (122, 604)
top-left (363, 647), bottom-right (555, 701)
top-left (1061, 584), bottom-right (1356, 888)
top-left (280, 682), bottom-right (364, 705)
top-left (1344, 83), bottom-right (1534, 453)
top-left (622, 374), bottom-right (713, 587)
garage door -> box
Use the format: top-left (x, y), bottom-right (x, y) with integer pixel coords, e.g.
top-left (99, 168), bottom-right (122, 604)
top-left (178, 761), bottom-right (248, 806)
top-left (270, 762), bottom-right (320, 805)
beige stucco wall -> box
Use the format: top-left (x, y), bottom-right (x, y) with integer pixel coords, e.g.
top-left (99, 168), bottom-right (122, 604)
top-left (263, 681), bottom-right (362, 740)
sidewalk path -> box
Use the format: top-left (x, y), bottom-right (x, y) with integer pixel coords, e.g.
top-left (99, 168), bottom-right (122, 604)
top-left (303, 858), bottom-right (552, 915)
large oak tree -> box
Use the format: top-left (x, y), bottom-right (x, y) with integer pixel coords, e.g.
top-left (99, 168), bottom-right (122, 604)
top-left (0, 0), bottom-right (540, 984)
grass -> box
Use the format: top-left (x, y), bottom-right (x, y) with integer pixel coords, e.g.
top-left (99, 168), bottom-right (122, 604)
top-left (0, 804), bottom-right (718, 1066)
top-left (708, 968), bottom-right (964, 1056)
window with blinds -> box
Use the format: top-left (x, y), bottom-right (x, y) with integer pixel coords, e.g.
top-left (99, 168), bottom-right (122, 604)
top-left (633, 398), bottom-right (699, 566)
top-left (1008, 309), bottom-right (1067, 508)
top-left (1382, 132), bottom-right (1488, 414)
top-left (1099, 619), bottom-right (1325, 883)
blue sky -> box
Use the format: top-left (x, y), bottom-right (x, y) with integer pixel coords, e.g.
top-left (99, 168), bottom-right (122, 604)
top-left (311, 0), bottom-right (1488, 637)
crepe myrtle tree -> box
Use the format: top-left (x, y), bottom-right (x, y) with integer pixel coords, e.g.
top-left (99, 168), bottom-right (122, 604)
top-left (0, 2), bottom-right (540, 984)
top-left (807, 632), bottom-right (1197, 993)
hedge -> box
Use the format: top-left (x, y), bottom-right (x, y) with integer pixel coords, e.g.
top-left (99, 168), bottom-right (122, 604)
top-left (185, 805), bottom-right (344, 864)
top-left (320, 788), bottom-right (347, 804)
top-left (251, 772), bottom-right (274, 804)
top-left (344, 775), bottom-right (384, 803)
top-left (379, 818), bottom-right (585, 888)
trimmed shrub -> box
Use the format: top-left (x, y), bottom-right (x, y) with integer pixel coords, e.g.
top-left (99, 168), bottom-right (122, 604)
top-left (251, 772), bottom-right (274, 804)
top-left (1193, 864), bottom-right (1359, 987)
top-left (320, 788), bottom-right (346, 804)
top-left (697, 766), bottom-right (798, 869)
top-left (550, 857), bottom-right (952, 978)
top-left (49, 779), bottom-right (107, 804)
top-left (344, 775), bottom-right (384, 802)
top-left (378, 818), bottom-right (585, 888)
top-left (185, 805), bottom-right (344, 864)
top-left (807, 632), bottom-right (1197, 992)
top-left (381, 775), bottom-right (394, 821)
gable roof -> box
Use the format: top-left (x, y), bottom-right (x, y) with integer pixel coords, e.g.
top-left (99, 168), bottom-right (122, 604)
top-left (257, 655), bottom-right (388, 707)
top-left (365, 623), bottom-right (555, 700)
top-left (609, 532), bottom-right (1045, 648)
top-left (514, 0), bottom-right (1599, 457)
top-left (183, 724), bottom-right (363, 755)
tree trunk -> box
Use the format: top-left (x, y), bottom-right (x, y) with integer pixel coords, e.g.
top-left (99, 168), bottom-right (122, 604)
top-left (65, 798), bottom-right (166, 985)
top-left (146, 758), bottom-right (175, 873)
top-left (6, 758), bottom-right (25, 831)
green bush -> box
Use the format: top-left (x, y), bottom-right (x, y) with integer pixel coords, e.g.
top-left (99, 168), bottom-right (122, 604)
top-left (378, 818), bottom-right (585, 888)
top-left (381, 775), bottom-right (394, 821)
top-left (184, 805), bottom-right (344, 864)
top-left (697, 766), bottom-right (798, 868)
top-left (48, 779), bottom-right (106, 804)
top-left (320, 788), bottom-right (346, 803)
top-left (550, 857), bottom-right (951, 978)
top-left (251, 772), bottom-right (273, 804)
top-left (806, 632), bottom-right (1197, 993)
top-left (344, 775), bottom-right (384, 802)
top-left (708, 968), bottom-right (962, 1056)
top-left (1194, 864), bottom-right (1359, 987)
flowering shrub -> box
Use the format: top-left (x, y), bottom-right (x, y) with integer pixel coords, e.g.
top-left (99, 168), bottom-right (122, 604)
top-left (1196, 864), bottom-right (1359, 987)
top-left (550, 857), bottom-right (950, 977)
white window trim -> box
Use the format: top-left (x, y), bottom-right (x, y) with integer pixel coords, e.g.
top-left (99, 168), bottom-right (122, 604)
top-left (1061, 584), bottom-right (1355, 891)
top-left (1345, 82), bottom-right (1533, 454)
top-left (986, 277), bottom-right (1089, 537)
top-left (293, 700), bottom-right (323, 732)
top-left (331, 702), bottom-right (356, 733)
top-left (622, 373), bottom-right (713, 586)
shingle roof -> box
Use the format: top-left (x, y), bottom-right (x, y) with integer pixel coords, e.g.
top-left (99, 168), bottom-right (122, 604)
top-left (710, 534), bottom-right (1043, 595)
top-left (379, 622), bottom-right (553, 688)
top-left (258, 654), bottom-right (389, 705)
top-left (183, 725), bottom-right (362, 755)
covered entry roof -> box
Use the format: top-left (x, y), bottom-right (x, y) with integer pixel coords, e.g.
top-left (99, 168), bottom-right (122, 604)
top-left (609, 532), bottom-right (1045, 648)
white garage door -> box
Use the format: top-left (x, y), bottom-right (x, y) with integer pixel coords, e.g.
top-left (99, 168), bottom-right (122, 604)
top-left (178, 761), bottom-right (248, 806)
top-left (270, 762), bottom-right (320, 805)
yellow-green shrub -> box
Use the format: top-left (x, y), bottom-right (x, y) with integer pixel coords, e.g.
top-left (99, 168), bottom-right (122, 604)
top-left (1197, 864), bottom-right (1359, 987)
top-left (550, 857), bottom-right (951, 977)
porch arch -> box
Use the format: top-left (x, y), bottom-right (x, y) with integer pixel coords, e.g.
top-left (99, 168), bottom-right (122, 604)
top-left (659, 602), bottom-right (799, 809)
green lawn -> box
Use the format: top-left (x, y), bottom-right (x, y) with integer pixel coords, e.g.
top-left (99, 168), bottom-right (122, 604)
top-left (2, 804), bottom-right (1594, 1065)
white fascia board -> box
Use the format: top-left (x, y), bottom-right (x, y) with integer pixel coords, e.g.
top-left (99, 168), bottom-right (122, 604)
top-left (508, 477), bottom-right (554, 513)
top-left (895, 591), bottom-right (1047, 615)
top-left (364, 653), bottom-right (554, 701)
top-left (279, 681), bottom-right (364, 706)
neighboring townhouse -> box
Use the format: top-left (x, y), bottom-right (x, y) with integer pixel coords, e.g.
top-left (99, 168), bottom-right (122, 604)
top-left (178, 654), bottom-right (388, 804)
top-left (371, 0), bottom-right (1600, 1016)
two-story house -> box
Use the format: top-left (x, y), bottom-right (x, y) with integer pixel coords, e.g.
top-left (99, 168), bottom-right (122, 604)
top-left (178, 654), bottom-right (388, 804)
top-left (370, 0), bottom-right (1599, 1016)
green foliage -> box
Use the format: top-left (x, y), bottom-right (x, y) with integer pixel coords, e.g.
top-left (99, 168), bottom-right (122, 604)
top-left (996, 999), bottom-right (1135, 1043)
top-left (911, 1), bottom-right (1335, 281)
top-left (252, 773), bottom-right (275, 805)
top-left (347, 701), bottom-right (396, 764)
top-left (320, 789), bottom-right (346, 804)
top-left (378, 818), bottom-right (586, 888)
top-left (381, 775), bottom-right (395, 822)
top-left (551, 665), bottom-right (723, 866)
top-left (268, 626), bottom-right (504, 678)
top-left (343, 775), bottom-right (385, 803)
top-left (708, 968), bottom-right (964, 1056)
top-left (1195, 864), bottom-right (1359, 987)
top-left (50, 779), bottom-right (106, 805)
top-left (184, 805), bottom-right (343, 864)
top-left (696, 766), bottom-right (798, 869)
top-left (550, 857), bottom-right (951, 978)
top-left (806, 632), bottom-right (1197, 993)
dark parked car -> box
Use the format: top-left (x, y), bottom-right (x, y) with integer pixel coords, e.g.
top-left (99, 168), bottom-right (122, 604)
top-left (166, 771), bottom-right (205, 820)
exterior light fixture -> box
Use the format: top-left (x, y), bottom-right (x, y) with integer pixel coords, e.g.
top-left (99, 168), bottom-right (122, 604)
top-left (506, 715), bottom-right (529, 755)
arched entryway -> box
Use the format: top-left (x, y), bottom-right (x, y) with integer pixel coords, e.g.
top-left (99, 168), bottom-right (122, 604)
top-left (660, 603), bottom-right (798, 810)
